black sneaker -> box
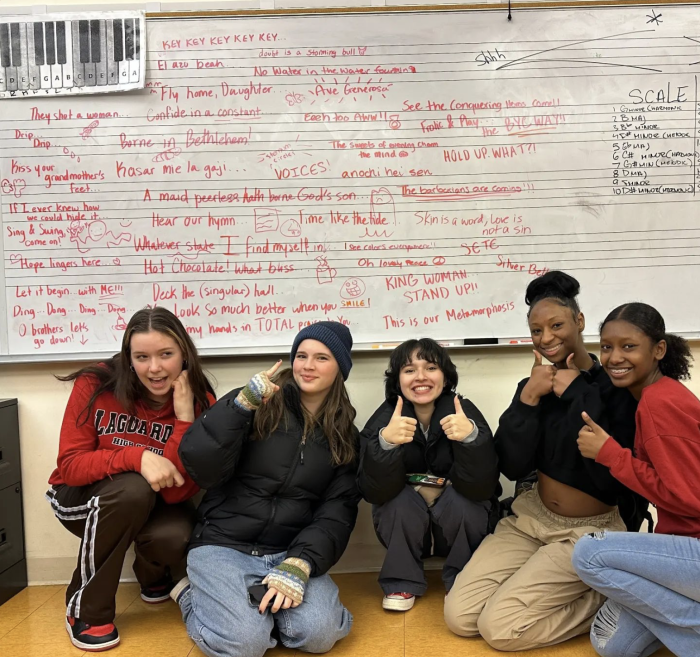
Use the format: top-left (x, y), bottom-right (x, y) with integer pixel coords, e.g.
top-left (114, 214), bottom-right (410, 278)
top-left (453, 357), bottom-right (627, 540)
top-left (140, 575), bottom-right (175, 604)
top-left (66, 616), bottom-right (120, 651)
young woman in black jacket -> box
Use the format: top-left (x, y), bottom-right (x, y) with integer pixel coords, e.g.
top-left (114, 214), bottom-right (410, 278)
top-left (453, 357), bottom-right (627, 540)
top-left (358, 338), bottom-right (499, 612)
top-left (444, 271), bottom-right (638, 652)
top-left (172, 322), bottom-right (361, 657)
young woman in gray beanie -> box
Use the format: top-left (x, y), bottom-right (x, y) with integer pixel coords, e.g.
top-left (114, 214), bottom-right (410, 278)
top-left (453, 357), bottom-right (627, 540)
top-left (173, 321), bottom-right (360, 657)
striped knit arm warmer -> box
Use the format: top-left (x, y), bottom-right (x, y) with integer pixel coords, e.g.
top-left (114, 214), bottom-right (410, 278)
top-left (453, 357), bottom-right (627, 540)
top-left (234, 372), bottom-right (276, 411)
top-left (262, 558), bottom-right (311, 605)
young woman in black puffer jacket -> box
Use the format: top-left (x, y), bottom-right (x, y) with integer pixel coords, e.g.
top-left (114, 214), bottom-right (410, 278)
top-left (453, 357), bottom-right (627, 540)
top-left (174, 322), bottom-right (361, 657)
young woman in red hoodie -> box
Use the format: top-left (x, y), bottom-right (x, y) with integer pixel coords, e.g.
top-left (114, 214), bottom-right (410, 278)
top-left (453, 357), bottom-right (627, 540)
top-left (47, 307), bottom-right (215, 652)
top-left (573, 302), bottom-right (700, 657)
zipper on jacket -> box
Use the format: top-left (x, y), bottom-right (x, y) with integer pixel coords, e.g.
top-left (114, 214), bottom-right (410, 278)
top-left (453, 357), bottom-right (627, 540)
top-left (255, 435), bottom-right (305, 544)
top-left (195, 519), bottom-right (209, 539)
top-left (300, 434), bottom-right (307, 465)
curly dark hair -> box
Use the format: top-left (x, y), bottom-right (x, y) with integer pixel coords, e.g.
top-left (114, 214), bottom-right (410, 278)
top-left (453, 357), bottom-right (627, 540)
top-left (601, 302), bottom-right (693, 381)
top-left (525, 270), bottom-right (581, 318)
top-left (384, 338), bottom-right (458, 402)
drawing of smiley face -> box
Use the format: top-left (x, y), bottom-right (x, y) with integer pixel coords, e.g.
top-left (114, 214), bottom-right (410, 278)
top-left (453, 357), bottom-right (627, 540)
top-left (88, 221), bottom-right (107, 240)
top-left (340, 278), bottom-right (366, 299)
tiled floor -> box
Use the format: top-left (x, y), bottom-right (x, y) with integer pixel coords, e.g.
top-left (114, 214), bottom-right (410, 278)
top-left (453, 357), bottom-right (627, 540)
top-left (0, 572), bottom-right (674, 657)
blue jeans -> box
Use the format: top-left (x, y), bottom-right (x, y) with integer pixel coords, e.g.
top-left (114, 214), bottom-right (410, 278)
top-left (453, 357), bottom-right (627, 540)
top-left (573, 531), bottom-right (700, 657)
top-left (178, 545), bottom-right (353, 657)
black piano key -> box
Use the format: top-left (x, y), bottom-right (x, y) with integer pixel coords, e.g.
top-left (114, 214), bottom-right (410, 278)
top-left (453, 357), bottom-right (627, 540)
top-left (0, 24), bottom-right (10, 68)
top-left (90, 19), bottom-right (100, 63)
top-left (79, 20), bottom-right (90, 63)
top-left (135, 20), bottom-right (140, 57)
top-left (124, 19), bottom-right (134, 60)
top-left (56, 22), bottom-right (66, 65)
top-left (45, 22), bottom-right (56, 66)
top-left (10, 23), bottom-right (21, 66)
top-left (113, 19), bottom-right (123, 61)
top-left (33, 22), bottom-right (44, 66)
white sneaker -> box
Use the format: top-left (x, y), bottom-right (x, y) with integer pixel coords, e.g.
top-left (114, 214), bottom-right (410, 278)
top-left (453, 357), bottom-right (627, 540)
top-left (382, 592), bottom-right (415, 611)
top-left (169, 577), bottom-right (191, 604)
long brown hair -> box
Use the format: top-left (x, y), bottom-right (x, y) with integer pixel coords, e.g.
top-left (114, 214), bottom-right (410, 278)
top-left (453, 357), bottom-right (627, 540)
top-left (57, 307), bottom-right (214, 424)
top-left (253, 368), bottom-right (357, 466)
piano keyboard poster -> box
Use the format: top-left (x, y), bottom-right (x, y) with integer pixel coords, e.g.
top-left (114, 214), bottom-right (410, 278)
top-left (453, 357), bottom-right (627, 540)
top-left (0, 11), bottom-right (146, 98)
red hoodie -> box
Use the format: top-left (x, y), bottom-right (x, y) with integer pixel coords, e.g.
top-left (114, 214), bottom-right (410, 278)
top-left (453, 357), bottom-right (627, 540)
top-left (49, 374), bottom-right (214, 504)
top-left (597, 376), bottom-right (700, 538)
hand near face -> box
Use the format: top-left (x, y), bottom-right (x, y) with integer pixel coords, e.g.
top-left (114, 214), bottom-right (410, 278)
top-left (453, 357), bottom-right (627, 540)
top-left (381, 397), bottom-right (418, 445)
top-left (552, 353), bottom-right (581, 398)
top-left (520, 351), bottom-right (556, 405)
top-left (172, 370), bottom-right (195, 422)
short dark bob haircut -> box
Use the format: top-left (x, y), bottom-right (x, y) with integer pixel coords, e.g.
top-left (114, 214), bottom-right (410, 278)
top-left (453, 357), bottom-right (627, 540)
top-left (384, 338), bottom-right (458, 402)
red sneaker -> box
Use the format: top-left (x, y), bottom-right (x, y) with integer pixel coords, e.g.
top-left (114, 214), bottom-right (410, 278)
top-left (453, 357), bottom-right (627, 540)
top-left (382, 592), bottom-right (415, 611)
top-left (66, 616), bottom-right (120, 651)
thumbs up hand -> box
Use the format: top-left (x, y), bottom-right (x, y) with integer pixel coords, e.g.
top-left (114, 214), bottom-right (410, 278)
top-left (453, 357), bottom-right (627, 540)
top-left (381, 397), bottom-right (418, 445)
top-left (577, 412), bottom-right (611, 459)
top-left (235, 360), bottom-right (282, 412)
top-left (553, 353), bottom-right (582, 398)
top-left (440, 396), bottom-right (476, 442)
top-left (520, 351), bottom-right (556, 405)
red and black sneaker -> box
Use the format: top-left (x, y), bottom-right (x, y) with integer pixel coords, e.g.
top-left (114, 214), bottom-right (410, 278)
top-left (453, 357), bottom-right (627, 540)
top-left (140, 574), bottom-right (175, 604)
top-left (65, 616), bottom-right (120, 651)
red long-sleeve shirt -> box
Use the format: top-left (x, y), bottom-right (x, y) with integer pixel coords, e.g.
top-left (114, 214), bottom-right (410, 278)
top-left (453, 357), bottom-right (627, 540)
top-left (49, 374), bottom-right (214, 504)
top-left (597, 376), bottom-right (700, 538)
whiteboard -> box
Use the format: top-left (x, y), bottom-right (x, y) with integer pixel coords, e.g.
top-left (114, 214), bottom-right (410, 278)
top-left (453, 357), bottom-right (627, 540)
top-left (2, 5), bottom-right (700, 360)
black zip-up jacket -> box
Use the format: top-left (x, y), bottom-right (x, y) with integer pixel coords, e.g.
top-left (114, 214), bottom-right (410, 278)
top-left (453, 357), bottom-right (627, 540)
top-left (179, 385), bottom-right (361, 577)
top-left (495, 355), bottom-right (638, 505)
top-left (357, 391), bottom-right (500, 506)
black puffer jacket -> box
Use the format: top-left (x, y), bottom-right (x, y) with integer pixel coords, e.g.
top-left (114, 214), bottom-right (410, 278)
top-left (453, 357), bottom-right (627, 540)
top-left (179, 384), bottom-right (361, 576)
top-left (358, 390), bottom-right (500, 506)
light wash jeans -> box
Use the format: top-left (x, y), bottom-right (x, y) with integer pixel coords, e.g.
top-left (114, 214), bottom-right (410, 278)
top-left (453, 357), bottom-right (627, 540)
top-left (178, 545), bottom-right (353, 657)
top-left (572, 531), bottom-right (700, 657)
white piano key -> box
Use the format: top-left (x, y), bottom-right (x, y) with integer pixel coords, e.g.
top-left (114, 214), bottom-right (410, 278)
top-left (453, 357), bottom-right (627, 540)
top-left (0, 27), bottom-right (5, 92)
top-left (39, 59), bottom-right (51, 90)
top-left (7, 65), bottom-right (18, 91)
top-left (129, 58), bottom-right (140, 84)
top-left (62, 20), bottom-right (73, 88)
top-left (7, 23), bottom-right (19, 91)
top-left (72, 19), bottom-right (84, 87)
top-left (51, 63), bottom-right (61, 88)
top-left (118, 58), bottom-right (129, 83)
top-left (84, 62), bottom-right (96, 86)
top-left (95, 19), bottom-right (106, 86)
top-left (18, 23), bottom-right (29, 90)
top-left (38, 22), bottom-right (51, 90)
top-left (27, 20), bottom-right (39, 90)
top-left (106, 19), bottom-right (117, 85)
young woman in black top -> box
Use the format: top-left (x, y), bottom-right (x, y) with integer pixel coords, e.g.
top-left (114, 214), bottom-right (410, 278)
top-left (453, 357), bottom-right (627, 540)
top-left (444, 271), bottom-right (638, 652)
top-left (358, 338), bottom-right (499, 612)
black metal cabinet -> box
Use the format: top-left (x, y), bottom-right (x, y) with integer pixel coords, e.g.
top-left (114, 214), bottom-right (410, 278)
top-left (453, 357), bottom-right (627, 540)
top-left (0, 399), bottom-right (27, 606)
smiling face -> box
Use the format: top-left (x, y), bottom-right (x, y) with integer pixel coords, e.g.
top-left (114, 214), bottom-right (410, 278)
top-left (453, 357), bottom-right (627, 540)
top-left (130, 330), bottom-right (184, 403)
top-left (292, 339), bottom-right (340, 400)
top-left (528, 299), bottom-right (584, 366)
top-left (399, 350), bottom-right (445, 411)
top-left (600, 319), bottom-right (665, 399)
top-left (88, 220), bottom-right (107, 240)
